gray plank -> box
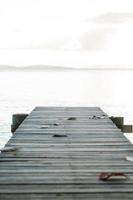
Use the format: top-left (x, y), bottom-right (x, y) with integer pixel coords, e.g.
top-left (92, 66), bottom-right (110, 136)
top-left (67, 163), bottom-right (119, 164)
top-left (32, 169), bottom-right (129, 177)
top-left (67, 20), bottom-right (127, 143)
top-left (0, 106), bottom-right (133, 199)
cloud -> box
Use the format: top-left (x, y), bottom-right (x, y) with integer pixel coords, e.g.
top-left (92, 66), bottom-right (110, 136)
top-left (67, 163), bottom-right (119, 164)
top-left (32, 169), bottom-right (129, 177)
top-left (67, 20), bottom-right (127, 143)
top-left (79, 27), bottom-right (114, 51)
top-left (92, 12), bottom-right (133, 24)
top-left (78, 12), bottom-right (133, 51)
top-left (34, 20), bottom-right (115, 52)
top-left (3, 12), bottom-right (133, 52)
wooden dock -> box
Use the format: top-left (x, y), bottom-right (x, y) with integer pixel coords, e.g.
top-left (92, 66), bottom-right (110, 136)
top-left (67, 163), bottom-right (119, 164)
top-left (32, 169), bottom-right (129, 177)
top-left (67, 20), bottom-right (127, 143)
top-left (0, 107), bottom-right (133, 199)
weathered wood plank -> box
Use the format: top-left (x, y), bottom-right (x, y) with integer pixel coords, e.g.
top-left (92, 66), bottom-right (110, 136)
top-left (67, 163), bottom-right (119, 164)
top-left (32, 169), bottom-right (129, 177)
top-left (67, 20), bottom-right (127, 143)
top-left (0, 106), bottom-right (133, 200)
top-left (0, 193), bottom-right (133, 200)
top-left (1, 184), bottom-right (133, 193)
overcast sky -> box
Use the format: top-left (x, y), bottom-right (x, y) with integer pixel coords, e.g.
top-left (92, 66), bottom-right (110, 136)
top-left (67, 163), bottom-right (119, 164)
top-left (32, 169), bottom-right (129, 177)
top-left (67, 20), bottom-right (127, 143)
top-left (0, 0), bottom-right (133, 67)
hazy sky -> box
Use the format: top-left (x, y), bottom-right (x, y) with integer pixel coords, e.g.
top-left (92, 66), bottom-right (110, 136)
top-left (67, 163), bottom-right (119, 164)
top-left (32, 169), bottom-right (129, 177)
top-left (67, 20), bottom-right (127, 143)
top-left (0, 0), bottom-right (133, 67)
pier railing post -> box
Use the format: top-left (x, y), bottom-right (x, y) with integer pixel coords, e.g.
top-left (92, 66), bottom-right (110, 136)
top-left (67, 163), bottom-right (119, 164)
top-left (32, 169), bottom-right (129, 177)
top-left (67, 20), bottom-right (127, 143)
top-left (11, 113), bottom-right (28, 133)
top-left (110, 116), bottom-right (124, 130)
top-left (110, 116), bottom-right (133, 133)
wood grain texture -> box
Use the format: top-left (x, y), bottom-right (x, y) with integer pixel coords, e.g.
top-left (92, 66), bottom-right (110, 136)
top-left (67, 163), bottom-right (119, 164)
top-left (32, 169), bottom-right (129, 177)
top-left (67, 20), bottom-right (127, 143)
top-left (0, 107), bottom-right (133, 199)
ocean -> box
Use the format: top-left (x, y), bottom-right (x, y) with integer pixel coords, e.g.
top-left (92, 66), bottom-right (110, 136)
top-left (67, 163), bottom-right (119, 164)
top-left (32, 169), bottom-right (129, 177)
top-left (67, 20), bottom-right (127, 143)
top-left (0, 69), bottom-right (133, 148)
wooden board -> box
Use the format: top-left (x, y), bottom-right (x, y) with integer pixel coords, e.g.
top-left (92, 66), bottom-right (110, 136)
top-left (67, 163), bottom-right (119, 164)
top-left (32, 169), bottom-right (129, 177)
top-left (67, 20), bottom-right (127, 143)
top-left (0, 107), bottom-right (133, 200)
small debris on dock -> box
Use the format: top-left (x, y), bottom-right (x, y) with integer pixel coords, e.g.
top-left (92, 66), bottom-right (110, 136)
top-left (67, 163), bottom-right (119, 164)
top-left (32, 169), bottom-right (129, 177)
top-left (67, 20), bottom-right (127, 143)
top-left (41, 123), bottom-right (59, 128)
top-left (67, 117), bottom-right (77, 120)
top-left (53, 123), bottom-right (59, 126)
top-left (40, 125), bottom-right (50, 129)
top-left (89, 115), bottom-right (107, 119)
top-left (99, 172), bottom-right (128, 181)
top-left (52, 134), bottom-right (67, 137)
top-left (0, 147), bottom-right (18, 152)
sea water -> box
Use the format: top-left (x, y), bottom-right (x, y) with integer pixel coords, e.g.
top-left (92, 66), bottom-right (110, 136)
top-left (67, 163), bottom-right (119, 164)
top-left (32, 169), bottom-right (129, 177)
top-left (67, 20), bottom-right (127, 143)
top-left (0, 69), bottom-right (133, 148)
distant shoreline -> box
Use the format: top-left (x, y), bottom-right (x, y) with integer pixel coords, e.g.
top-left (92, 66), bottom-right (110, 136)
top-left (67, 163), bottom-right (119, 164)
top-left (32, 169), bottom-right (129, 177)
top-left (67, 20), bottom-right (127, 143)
top-left (0, 65), bottom-right (133, 71)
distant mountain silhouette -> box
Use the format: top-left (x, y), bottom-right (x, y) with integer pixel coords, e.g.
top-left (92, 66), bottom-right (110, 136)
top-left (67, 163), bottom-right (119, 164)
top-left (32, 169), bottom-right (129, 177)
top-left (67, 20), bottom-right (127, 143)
top-left (0, 65), bottom-right (133, 70)
top-left (0, 65), bottom-right (76, 71)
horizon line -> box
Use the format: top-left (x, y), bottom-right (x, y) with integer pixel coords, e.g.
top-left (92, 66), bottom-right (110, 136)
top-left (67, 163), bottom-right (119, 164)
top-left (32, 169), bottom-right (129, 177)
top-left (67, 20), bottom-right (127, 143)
top-left (0, 65), bottom-right (133, 70)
